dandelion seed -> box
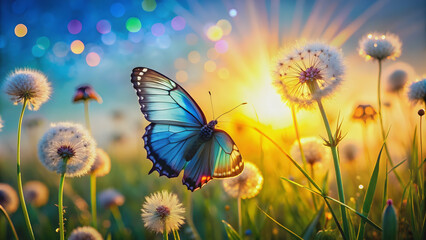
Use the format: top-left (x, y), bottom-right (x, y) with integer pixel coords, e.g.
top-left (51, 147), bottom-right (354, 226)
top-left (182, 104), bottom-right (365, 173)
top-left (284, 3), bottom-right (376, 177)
top-left (0, 183), bottom-right (19, 214)
top-left (38, 122), bottom-right (96, 177)
top-left (68, 226), bottom-right (103, 240)
top-left (98, 189), bottom-right (125, 209)
top-left (408, 79), bottom-right (426, 104)
top-left (272, 42), bottom-right (345, 108)
top-left (3, 68), bottom-right (51, 110)
top-left (359, 32), bottom-right (401, 61)
top-left (352, 104), bottom-right (377, 123)
top-left (387, 70), bottom-right (408, 93)
top-left (290, 137), bottom-right (329, 166)
top-left (23, 181), bottom-right (49, 207)
top-left (141, 190), bottom-right (185, 234)
top-left (222, 162), bottom-right (263, 199)
top-left (73, 85), bottom-right (103, 103)
top-left (89, 148), bottom-right (111, 177)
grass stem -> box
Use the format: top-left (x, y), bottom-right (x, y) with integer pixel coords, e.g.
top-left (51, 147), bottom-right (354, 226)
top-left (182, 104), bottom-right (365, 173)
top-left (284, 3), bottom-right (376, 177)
top-left (0, 205), bottom-right (19, 240)
top-left (90, 174), bottom-right (97, 228)
top-left (58, 173), bottom-right (66, 240)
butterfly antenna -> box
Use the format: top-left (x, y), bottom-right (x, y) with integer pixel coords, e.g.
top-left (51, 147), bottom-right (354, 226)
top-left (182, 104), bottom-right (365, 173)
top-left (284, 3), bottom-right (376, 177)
top-left (209, 91), bottom-right (215, 119)
top-left (216, 102), bottom-right (247, 120)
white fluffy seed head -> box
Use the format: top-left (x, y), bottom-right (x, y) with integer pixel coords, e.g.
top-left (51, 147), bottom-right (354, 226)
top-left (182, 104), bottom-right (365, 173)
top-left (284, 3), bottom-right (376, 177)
top-left (290, 137), bottom-right (329, 165)
top-left (98, 189), bottom-right (125, 209)
top-left (408, 79), bottom-right (426, 104)
top-left (358, 32), bottom-right (402, 61)
top-left (387, 69), bottom-right (408, 93)
top-left (68, 226), bottom-right (103, 240)
top-left (23, 181), bottom-right (49, 207)
top-left (222, 162), bottom-right (263, 199)
top-left (89, 148), bottom-right (111, 177)
top-left (272, 42), bottom-right (345, 109)
top-left (3, 68), bottom-right (51, 110)
top-left (141, 190), bottom-right (185, 234)
top-left (38, 122), bottom-right (96, 177)
top-left (0, 183), bottom-right (19, 214)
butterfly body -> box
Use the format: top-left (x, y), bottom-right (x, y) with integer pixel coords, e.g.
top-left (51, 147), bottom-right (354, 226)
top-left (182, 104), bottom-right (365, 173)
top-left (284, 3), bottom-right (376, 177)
top-left (131, 67), bottom-right (243, 191)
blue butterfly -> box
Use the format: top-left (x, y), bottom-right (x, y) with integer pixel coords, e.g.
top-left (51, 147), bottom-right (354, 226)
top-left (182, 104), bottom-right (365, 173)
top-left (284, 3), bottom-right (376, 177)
top-left (131, 67), bottom-right (244, 191)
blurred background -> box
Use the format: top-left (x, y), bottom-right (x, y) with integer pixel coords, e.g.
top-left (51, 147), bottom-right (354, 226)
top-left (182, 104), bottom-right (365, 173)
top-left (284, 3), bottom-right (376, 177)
top-left (0, 0), bottom-right (425, 239)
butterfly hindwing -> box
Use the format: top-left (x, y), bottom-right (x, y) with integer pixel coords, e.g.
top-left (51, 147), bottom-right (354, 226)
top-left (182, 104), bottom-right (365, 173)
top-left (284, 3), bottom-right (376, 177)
top-left (182, 129), bottom-right (243, 191)
top-left (131, 67), bottom-right (207, 127)
top-left (144, 123), bottom-right (200, 177)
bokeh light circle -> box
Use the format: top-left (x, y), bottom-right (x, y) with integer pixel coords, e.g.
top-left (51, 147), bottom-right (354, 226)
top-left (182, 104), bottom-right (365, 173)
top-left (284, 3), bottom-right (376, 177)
top-left (204, 60), bottom-right (216, 72)
top-left (36, 36), bottom-right (50, 50)
top-left (215, 40), bottom-right (229, 53)
top-left (86, 52), bottom-right (100, 67)
top-left (32, 45), bottom-right (45, 58)
top-left (206, 25), bottom-right (223, 41)
top-left (217, 19), bottom-right (232, 35)
top-left (71, 40), bottom-right (85, 54)
top-left (171, 16), bottom-right (186, 31)
top-left (67, 20), bottom-right (82, 34)
top-left (96, 20), bottom-right (111, 34)
top-left (110, 2), bottom-right (125, 17)
top-left (229, 9), bottom-right (237, 17)
top-left (14, 24), bottom-right (28, 37)
top-left (53, 42), bottom-right (69, 57)
top-left (101, 32), bottom-right (116, 45)
top-left (156, 35), bottom-right (171, 49)
top-left (151, 23), bottom-right (165, 36)
top-left (176, 70), bottom-right (188, 82)
top-left (142, 0), bottom-right (157, 12)
top-left (126, 17), bottom-right (142, 32)
top-left (188, 51), bottom-right (201, 63)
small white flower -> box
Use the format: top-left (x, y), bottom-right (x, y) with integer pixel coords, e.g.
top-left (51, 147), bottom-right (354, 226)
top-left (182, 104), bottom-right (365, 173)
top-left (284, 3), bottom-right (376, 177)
top-left (38, 122), bottom-right (96, 177)
top-left (222, 162), bottom-right (263, 199)
top-left (68, 226), bottom-right (103, 240)
top-left (290, 137), bottom-right (329, 165)
top-left (89, 148), bottom-right (111, 177)
top-left (0, 183), bottom-right (19, 214)
top-left (273, 42), bottom-right (345, 108)
top-left (408, 79), bottom-right (426, 104)
top-left (358, 32), bottom-right (402, 61)
top-left (141, 190), bottom-right (185, 234)
top-left (3, 68), bottom-right (51, 110)
top-left (23, 181), bottom-right (49, 207)
top-left (98, 189), bottom-right (125, 209)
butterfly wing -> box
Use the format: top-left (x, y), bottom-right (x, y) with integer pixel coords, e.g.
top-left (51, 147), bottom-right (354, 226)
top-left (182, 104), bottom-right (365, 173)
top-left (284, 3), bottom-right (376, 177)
top-left (131, 67), bottom-right (207, 127)
top-left (182, 130), bottom-right (243, 191)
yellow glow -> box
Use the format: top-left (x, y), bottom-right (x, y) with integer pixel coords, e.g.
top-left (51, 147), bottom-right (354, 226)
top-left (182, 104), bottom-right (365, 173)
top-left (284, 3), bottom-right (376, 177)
top-left (217, 19), bottom-right (232, 35)
top-left (218, 68), bottom-right (229, 79)
top-left (206, 26), bottom-right (223, 41)
top-left (188, 51), bottom-right (200, 63)
top-left (204, 60), bottom-right (216, 72)
top-left (381, 35), bottom-right (385, 39)
top-left (71, 40), bottom-right (85, 54)
top-left (368, 34), bottom-right (372, 39)
top-left (15, 24), bottom-right (27, 37)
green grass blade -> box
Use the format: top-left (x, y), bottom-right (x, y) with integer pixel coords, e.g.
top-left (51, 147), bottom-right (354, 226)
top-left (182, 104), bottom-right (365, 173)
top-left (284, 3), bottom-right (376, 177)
top-left (357, 145), bottom-right (384, 240)
top-left (281, 177), bottom-right (322, 196)
top-left (222, 220), bottom-right (241, 240)
top-left (302, 205), bottom-right (324, 240)
top-left (256, 206), bottom-right (303, 240)
top-left (387, 159), bottom-right (407, 174)
top-left (323, 199), bottom-right (346, 240)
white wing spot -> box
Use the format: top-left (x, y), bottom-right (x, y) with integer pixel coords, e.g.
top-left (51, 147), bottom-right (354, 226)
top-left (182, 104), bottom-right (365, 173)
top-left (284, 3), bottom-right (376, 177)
top-left (139, 72), bottom-right (144, 76)
top-left (137, 76), bottom-right (141, 80)
top-left (137, 82), bottom-right (141, 86)
top-left (142, 68), bottom-right (148, 72)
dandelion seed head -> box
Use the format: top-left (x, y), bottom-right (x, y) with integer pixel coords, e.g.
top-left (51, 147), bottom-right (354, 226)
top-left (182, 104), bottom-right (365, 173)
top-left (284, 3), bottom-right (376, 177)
top-left (73, 85), bottom-right (103, 103)
top-left (408, 79), bottom-right (426, 104)
top-left (98, 189), bottom-right (125, 209)
top-left (3, 68), bottom-right (51, 110)
top-left (273, 42), bottom-right (344, 109)
top-left (359, 32), bottom-right (401, 61)
top-left (89, 148), bottom-right (111, 177)
top-left (290, 137), bottom-right (329, 165)
top-left (387, 70), bottom-right (408, 93)
top-left (68, 226), bottom-right (103, 240)
top-left (23, 181), bottom-right (49, 207)
top-left (0, 183), bottom-right (19, 214)
top-left (141, 190), bottom-right (185, 234)
top-left (38, 122), bottom-right (96, 177)
top-left (341, 142), bottom-right (361, 162)
top-left (222, 162), bottom-right (263, 199)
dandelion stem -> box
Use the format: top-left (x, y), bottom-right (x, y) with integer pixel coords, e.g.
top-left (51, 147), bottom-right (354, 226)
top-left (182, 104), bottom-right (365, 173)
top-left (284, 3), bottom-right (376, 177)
top-left (237, 197), bottom-right (242, 238)
top-left (291, 106), bottom-right (318, 210)
top-left (163, 221), bottom-right (168, 240)
top-left (419, 114), bottom-right (423, 166)
top-left (84, 100), bottom-right (91, 133)
top-left (362, 123), bottom-right (371, 163)
top-left (377, 60), bottom-right (404, 187)
top-left (110, 205), bottom-right (125, 232)
top-left (0, 205), bottom-right (19, 240)
top-left (316, 99), bottom-right (350, 239)
top-left (90, 174), bottom-right (97, 229)
top-left (58, 173), bottom-right (66, 240)
top-left (185, 192), bottom-right (201, 240)
top-left (16, 98), bottom-right (35, 240)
